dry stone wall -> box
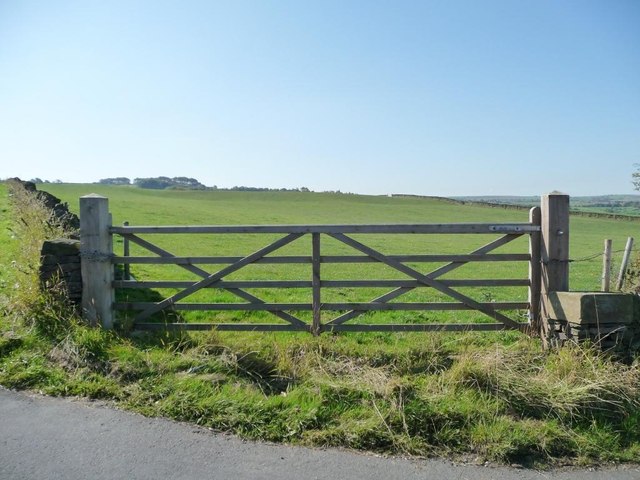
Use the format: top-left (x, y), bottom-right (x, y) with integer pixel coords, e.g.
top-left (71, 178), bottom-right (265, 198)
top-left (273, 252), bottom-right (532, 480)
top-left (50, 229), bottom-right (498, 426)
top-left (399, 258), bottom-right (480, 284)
top-left (11, 178), bottom-right (80, 233)
top-left (12, 178), bottom-right (84, 306)
top-left (39, 238), bottom-right (82, 305)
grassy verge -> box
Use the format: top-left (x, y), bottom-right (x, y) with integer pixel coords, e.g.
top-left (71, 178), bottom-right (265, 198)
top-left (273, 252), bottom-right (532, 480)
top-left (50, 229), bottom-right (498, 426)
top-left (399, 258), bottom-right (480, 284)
top-left (1, 181), bottom-right (639, 467)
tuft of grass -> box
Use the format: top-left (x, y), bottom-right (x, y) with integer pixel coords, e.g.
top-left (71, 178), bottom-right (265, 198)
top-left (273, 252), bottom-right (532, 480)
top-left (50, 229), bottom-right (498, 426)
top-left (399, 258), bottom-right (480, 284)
top-left (3, 181), bottom-right (73, 317)
top-left (451, 341), bottom-right (640, 423)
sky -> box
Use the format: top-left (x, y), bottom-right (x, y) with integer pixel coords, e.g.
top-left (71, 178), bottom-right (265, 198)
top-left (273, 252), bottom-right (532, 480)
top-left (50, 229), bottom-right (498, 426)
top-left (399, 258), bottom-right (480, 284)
top-left (0, 1), bottom-right (638, 196)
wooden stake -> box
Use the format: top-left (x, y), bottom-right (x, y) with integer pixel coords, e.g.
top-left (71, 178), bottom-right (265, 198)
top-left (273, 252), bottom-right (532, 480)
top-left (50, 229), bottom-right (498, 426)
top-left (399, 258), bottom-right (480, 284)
top-left (602, 239), bottom-right (612, 292)
top-left (616, 237), bottom-right (634, 291)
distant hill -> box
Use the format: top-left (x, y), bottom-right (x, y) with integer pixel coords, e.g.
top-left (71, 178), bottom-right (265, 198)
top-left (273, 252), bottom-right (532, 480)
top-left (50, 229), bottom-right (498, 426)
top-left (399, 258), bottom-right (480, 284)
top-left (391, 193), bottom-right (640, 217)
top-left (451, 196), bottom-right (538, 207)
top-left (451, 195), bottom-right (640, 217)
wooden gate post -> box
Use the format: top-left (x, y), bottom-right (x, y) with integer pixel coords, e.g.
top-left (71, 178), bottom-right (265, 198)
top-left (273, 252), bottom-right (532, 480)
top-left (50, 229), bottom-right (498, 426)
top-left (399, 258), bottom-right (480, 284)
top-left (80, 194), bottom-right (114, 329)
top-left (540, 192), bottom-right (570, 342)
top-left (541, 192), bottom-right (570, 294)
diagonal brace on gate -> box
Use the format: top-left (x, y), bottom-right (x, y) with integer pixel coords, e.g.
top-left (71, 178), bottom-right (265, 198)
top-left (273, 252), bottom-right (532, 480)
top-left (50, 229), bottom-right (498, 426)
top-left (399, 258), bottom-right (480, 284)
top-left (133, 233), bottom-right (305, 322)
top-left (121, 233), bottom-right (307, 327)
top-left (328, 233), bottom-right (524, 330)
top-left (326, 234), bottom-right (522, 326)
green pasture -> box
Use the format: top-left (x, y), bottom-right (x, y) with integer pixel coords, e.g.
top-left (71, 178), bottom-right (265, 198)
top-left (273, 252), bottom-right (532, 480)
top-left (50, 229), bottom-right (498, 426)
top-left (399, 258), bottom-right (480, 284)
top-left (2, 181), bottom-right (640, 466)
top-left (42, 184), bottom-right (637, 326)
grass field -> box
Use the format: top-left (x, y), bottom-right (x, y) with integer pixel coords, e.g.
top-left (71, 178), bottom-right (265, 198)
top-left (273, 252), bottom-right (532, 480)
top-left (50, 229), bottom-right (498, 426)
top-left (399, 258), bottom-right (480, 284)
top-left (44, 183), bottom-right (637, 293)
top-left (1, 181), bottom-right (639, 467)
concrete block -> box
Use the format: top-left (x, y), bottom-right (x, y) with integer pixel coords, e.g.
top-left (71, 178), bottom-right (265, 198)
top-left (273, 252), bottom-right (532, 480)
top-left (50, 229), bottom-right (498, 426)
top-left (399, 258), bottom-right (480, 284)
top-left (544, 292), bottom-right (637, 325)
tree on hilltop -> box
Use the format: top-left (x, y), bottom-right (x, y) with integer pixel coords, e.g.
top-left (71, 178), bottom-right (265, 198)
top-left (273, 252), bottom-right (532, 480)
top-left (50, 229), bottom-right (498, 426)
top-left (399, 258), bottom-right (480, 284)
top-left (133, 176), bottom-right (206, 190)
top-left (134, 177), bottom-right (174, 189)
top-left (99, 177), bottom-right (131, 185)
top-left (171, 177), bottom-right (206, 189)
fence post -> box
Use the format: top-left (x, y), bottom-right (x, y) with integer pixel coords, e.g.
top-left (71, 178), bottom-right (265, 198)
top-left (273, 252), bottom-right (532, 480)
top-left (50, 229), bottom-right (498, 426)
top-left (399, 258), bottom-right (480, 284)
top-left (616, 237), bottom-right (634, 291)
top-left (80, 194), bottom-right (114, 329)
top-left (602, 239), bottom-right (612, 292)
top-left (541, 191), bottom-right (570, 295)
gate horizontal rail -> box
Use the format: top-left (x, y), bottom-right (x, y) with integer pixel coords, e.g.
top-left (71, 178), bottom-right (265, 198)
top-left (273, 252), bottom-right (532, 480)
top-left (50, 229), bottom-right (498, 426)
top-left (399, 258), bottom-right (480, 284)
top-left (110, 223), bottom-right (539, 235)
top-left (111, 254), bottom-right (530, 264)
top-left (115, 302), bottom-right (529, 311)
top-left (114, 279), bottom-right (530, 289)
top-left (133, 323), bottom-right (513, 333)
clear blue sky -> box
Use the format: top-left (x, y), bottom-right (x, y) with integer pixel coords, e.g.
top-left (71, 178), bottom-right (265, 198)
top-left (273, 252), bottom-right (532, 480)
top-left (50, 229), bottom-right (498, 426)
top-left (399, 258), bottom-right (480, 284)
top-left (1, 1), bottom-right (638, 196)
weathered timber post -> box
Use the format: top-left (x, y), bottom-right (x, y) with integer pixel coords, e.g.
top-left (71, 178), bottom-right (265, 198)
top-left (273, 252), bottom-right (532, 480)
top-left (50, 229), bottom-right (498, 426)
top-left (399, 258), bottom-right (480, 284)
top-left (540, 192), bottom-right (570, 342)
top-left (616, 237), bottom-right (634, 291)
top-left (541, 192), bottom-right (570, 293)
top-left (80, 194), bottom-right (114, 328)
top-left (602, 239), bottom-right (612, 292)
top-left (528, 207), bottom-right (542, 332)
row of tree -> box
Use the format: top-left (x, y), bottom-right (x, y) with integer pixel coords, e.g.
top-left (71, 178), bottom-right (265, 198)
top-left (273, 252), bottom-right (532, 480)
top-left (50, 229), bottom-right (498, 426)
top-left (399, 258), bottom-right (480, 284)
top-left (97, 177), bottom-right (319, 192)
top-left (98, 177), bottom-right (206, 190)
top-left (29, 178), bottom-right (63, 184)
top-left (97, 177), bottom-right (130, 185)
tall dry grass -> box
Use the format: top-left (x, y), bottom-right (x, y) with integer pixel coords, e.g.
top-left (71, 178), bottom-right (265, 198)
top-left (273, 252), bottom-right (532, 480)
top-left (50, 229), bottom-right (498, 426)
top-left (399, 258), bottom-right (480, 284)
top-left (2, 180), bottom-right (77, 334)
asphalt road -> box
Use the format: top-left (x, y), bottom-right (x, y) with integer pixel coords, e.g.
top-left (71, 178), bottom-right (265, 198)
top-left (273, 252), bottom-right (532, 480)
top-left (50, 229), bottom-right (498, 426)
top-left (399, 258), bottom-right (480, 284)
top-left (1, 387), bottom-right (638, 480)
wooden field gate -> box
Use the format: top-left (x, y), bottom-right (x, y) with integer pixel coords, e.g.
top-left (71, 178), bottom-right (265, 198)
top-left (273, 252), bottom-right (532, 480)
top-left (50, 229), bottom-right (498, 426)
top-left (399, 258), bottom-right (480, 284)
top-left (79, 193), bottom-right (570, 334)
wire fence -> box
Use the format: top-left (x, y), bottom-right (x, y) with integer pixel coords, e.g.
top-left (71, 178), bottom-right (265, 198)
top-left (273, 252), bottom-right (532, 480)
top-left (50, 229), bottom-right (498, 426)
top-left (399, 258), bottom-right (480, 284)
top-left (570, 247), bottom-right (637, 264)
